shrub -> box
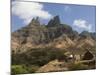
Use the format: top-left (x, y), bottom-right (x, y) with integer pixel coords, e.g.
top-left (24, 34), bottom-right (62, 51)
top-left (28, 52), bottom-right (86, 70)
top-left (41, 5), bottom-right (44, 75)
top-left (12, 48), bottom-right (66, 66)
top-left (11, 65), bottom-right (28, 75)
top-left (11, 65), bottom-right (40, 75)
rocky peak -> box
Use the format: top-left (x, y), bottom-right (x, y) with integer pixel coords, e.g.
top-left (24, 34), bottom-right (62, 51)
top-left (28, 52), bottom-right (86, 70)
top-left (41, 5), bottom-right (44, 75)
top-left (79, 31), bottom-right (96, 40)
top-left (47, 15), bottom-right (61, 27)
top-left (80, 31), bottom-right (90, 36)
top-left (11, 15), bottom-right (96, 53)
top-left (29, 17), bottom-right (40, 27)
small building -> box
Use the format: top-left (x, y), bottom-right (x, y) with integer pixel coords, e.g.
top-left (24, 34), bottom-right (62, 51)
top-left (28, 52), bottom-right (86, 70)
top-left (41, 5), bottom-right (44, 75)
top-left (64, 49), bottom-right (95, 62)
top-left (82, 50), bottom-right (94, 60)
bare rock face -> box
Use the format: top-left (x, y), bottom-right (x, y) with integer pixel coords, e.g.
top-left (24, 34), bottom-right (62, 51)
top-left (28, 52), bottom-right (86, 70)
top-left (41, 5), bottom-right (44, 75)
top-left (11, 15), bottom-right (96, 53)
top-left (51, 34), bottom-right (75, 49)
top-left (47, 16), bottom-right (61, 27)
top-left (76, 37), bottom-right (95, 48)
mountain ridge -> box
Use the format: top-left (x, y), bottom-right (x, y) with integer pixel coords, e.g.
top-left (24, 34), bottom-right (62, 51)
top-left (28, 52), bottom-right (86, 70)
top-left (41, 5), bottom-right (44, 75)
top-left (11, 15), bottom-right (96, 53)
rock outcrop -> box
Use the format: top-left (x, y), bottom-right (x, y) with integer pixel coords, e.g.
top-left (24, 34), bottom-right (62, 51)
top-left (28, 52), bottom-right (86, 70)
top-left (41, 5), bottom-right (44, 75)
top-left (11, 15), bottom-right (96, 53)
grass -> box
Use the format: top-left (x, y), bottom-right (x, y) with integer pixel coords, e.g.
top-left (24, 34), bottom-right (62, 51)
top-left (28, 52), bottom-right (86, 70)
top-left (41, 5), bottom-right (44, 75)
top-left (11, 65), bottom-right (39, 75)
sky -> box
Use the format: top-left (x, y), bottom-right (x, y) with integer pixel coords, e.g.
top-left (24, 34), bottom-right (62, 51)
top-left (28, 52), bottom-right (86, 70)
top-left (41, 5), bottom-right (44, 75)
top-left (12, 0), bottom-right (96, 33)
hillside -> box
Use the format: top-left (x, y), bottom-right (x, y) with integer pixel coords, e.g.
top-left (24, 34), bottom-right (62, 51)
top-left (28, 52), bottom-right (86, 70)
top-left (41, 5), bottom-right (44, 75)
top-left (11, 15), bottom-right (95, 53)
top-left (11, 15), bottom-right (96, 74)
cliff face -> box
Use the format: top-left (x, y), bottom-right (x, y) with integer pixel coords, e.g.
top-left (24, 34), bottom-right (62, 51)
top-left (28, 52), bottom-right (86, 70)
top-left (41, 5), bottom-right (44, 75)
top-left (11, 16), bottom-right (96, 53)
top-left (47, 16), bottom-right (61, 27)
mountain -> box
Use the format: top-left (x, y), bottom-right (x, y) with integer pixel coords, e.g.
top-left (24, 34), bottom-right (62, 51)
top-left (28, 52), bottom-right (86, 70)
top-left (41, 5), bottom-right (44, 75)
top-left (79, 31), bottom-right (96, 39)
top-left (11, 15), bottom-right (96, 53)
top-left (47, 15), bottom-right (61, 27)
top-left (11, 15), bottom-right (96, 74)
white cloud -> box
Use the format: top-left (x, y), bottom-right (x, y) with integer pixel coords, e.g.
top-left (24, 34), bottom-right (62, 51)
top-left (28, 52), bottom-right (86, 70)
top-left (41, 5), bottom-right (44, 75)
top-left (12, 1), bottom-right (53, 24)
top-left (73, 19), bottom-right (92, 31)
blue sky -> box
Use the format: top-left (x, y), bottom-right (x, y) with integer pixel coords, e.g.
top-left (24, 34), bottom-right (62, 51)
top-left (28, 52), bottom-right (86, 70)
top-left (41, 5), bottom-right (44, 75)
top-left (12, 1), bottom-right (96, 33)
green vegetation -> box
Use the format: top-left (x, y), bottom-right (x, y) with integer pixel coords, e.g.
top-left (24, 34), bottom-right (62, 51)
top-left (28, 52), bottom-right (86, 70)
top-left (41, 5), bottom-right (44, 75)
top-left (12, 47), bottom-right (96, 74)
top-left (12, 48), bottom-right (67, 74)
top-left (68, 63), bottom-right (89, 71)
top-left (11, 65), bottom-right (28, 75)
top-left (12, 48), bottom-right (66, 66)
top-left (11, 65), bottom-right (39, 75)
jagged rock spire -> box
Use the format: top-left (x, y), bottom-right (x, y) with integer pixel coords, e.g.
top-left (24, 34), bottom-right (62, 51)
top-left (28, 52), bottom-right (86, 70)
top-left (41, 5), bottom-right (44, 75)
top-left (29, 17), bottom-right (40, 27)
top-left (47, 15), bottom-right (61, 27)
